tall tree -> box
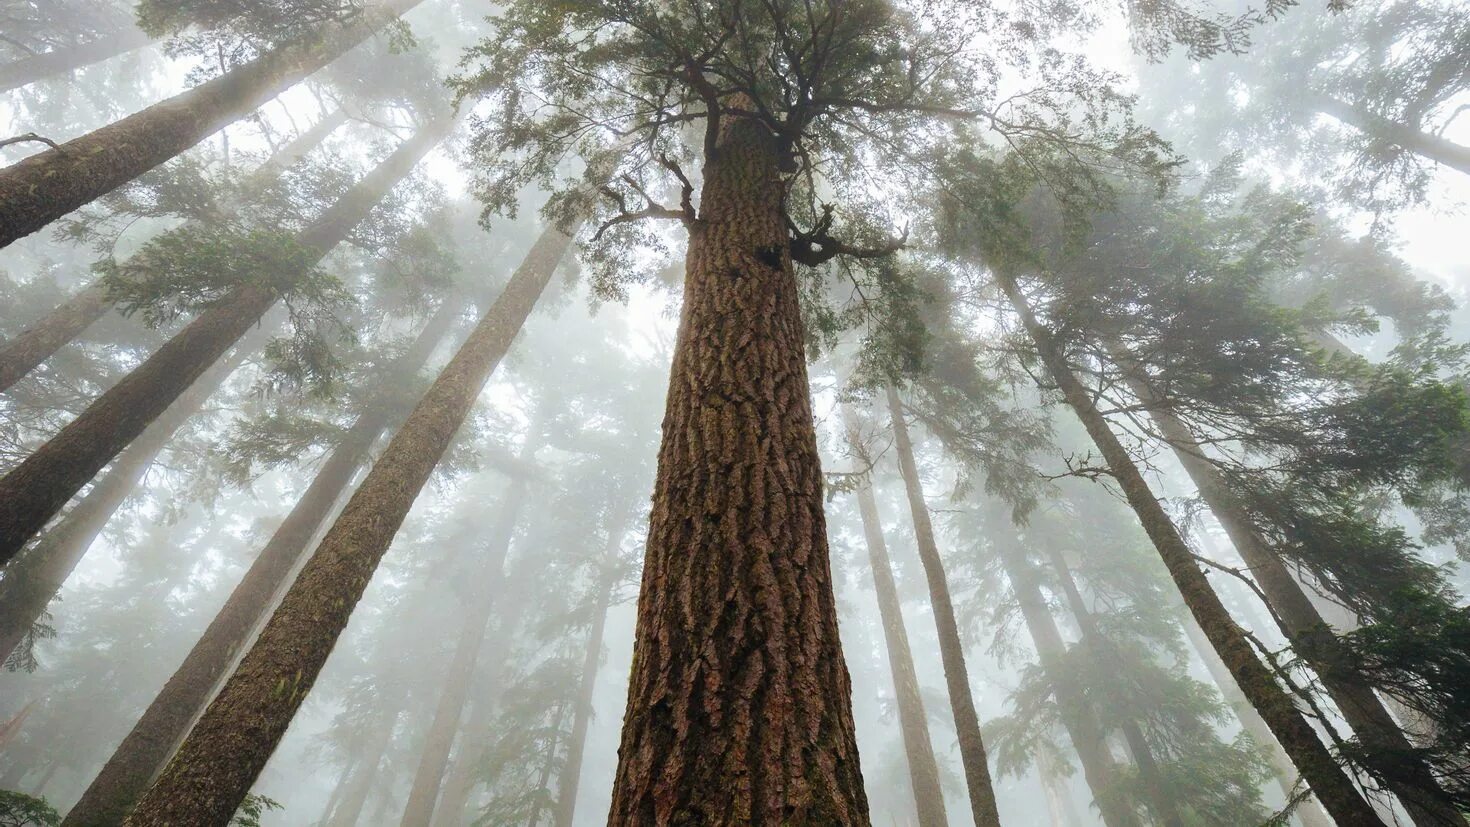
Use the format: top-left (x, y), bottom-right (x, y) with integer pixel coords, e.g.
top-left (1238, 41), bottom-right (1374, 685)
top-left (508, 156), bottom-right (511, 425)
top-left (0, 0), bottom-right (422, 248)
top-left (0, 27), bottom-right (153, 93)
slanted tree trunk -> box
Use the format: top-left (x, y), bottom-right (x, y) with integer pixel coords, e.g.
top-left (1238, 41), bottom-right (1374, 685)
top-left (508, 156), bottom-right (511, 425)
top-left (317, 758), bottom-right (356, 826)
top-left (842, 408), bottom-right (949, 827)
top-left (0, 334), bottom-right (257, 668)
top-left (0, 27), bottom-right (154, 93)
top-left (885, 386), bottom-right (1002, 827)
top-left (552, 510), bottom-right (631, 827)
top-left (1119, 366), bottom-right (1468, 827)
top-left (122, 222), bottom-right (572, 826)
top-left (0, 103), bottom-right (344, 393)
top-left (996, 270), bottom-right (1384, 826)
top-left (329, 706), bottom-right (403, 827)
top-left (989, 511), bottom-right (1143, 827)
top-left (0, 0), bottom-right (421, 249)
top-left (606, 103), bottom-right (868, 825)
top-left (62, 304), bottom-right (457, 827)
top-left (1314, 94), bottom-right (1470, 177)
top-left (0, 118), bottom-right (448, 565)
top-left (1043, 545), bottom-right (1185, 827)
top-left (400, 438), bottom-right (539, 827)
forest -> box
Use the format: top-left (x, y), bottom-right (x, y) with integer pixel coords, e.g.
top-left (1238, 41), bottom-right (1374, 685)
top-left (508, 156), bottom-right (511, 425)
top-left (0, 0), bottom-right (1467, 824)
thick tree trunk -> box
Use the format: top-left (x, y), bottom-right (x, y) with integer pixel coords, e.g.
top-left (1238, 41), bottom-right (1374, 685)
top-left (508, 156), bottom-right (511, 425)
top-left (842, 410), bottom-right (949, 827)
top-left (1122, 368), bottom-right (1469, 827)
top-left (0, 336), bottom-right (256, 668)
top-left (0, 0), bottom-right (420, 249)
top-left (0, 119), bottom-right (447, 565)
top-left (989, 514), bottom-right (1143, 827)
top-left (399, 452), bottom-right (536, 827)
top-left (605, 104), bottom-right (868, 826)
top-left (885, 386), bottom-right (1002, 827)
top-left (0, 105), bottom-right (345, 394)
top-left (0, 28), bottom-right (154, 92)
top-left (62, 304), bottom-right (456, 827)
top-left (1315, 95), bottom-right (1470, 177)
top-left (122, 222), bottom-right (571, 826)
top-left (1043, 546), bottom-right (1185, 827)
top-left (552, 511), bottom-right (631, 827)
top-left (996, 271), bottom-right (1385, 826)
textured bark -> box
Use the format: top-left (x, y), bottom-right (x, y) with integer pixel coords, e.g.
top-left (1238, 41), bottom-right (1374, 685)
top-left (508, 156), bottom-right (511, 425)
top-left (0, 107), bottom-right (345, 394)
top-left (1124, 369), bottom-right (1469, 827)
top-left (552, 511), bottom-right (631, 827)
top-left (400, 455), bottom-right (535, 827)
top-left (0, 338), bottom-right (254, 668)
top-left (990, 517), bottom-right (1143, 827)
top-left (0, 28), bottom-right (154, 93)
top-left (62, 305), bottom-right (455, 827)
top-left (1044, 546), bottom-right (1185, 827)
top-left (606, 105), bottom-right (868, 826)
top-left (0, 0), bottom-right (420, 249)
top-left (997, 271), bottom-right (1385, 826)
top-left (0, 120), bottom-right (446, 565)
top-left (1180, 614), bottom-right (1334, 827)
top-left (122, 223), bottom-right (570, 826)
top-left (885, 387), bottom-right (1002, 827)
top-left (842, 409), bottom-right (949, 827)
top-left (1315, 95), bottom-right (1470, 177)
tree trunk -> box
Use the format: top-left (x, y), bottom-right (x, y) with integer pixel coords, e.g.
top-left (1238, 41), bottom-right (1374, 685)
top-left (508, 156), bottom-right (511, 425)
top-left (0, 103), bottom-right (344, 395)
top-left (1120, 367), bottom-right (1468, 827)
top-left (528, 702), bottom-right (573, 827)
top-left (989, 511), bottom-right (1143, 827)
top-left (885, 386), bottom-right (1002, 827)
top-left (0, 118), bottom-right (447, 565)
top-left (552, 511), bottom-right (630, 827)
top-left (996, 270), bottom-right (1384, 826)
top-left (1315, 94), bottom-right (1470, 177)
top-left (842, 409), bottom-right (949, 827)
top-left (0, 334), bottom-right (257, 669)
top-left (121, 222), bottom-right (571, 826)
top-left (329, 706), bottom-right (402, 827)
top-left (605, 103), bottom-right (868, 826)
top-left (1037, 749), bottom-right (1086, 827)
top-left (0, 27), bottom-right (154, 93)
top-left (317, 758), bottom-right (356, 826)
top-left (62, 304), bottom-right (457, 827)
top-left (0, 0), bottom-right (420, 249)
top-left (399, 447), bottom-right (537, 827)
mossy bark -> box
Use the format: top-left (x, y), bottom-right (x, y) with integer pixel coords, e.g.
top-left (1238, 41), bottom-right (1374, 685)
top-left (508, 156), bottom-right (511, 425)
top-left (1043, 546), bottom-right (1186, 827)
top-left (997, 271), bottom-right (1385, 826)
top-left (885, 387), bottom-right (1002, 827)
top-left (0, 0), bottom-right (419, 249)
top-left (0, 107), bottom-right (345, 394)
top-left (843, 409), bottom-right (949, 827)
top-left (1125, 370), bottom-right (1468, 827)
top-left (989, 512), bottom-right (1143, 827)
top-left (606, 106), bottom-right (868, 825)
top-left (0, 119), bottom-right (446, 565)
top-left (62, 305), bottom-right (456, 827)
top-left (121, 223), bottom-right (570, 826)
top-left (0, 27), bottom-right (154, 93)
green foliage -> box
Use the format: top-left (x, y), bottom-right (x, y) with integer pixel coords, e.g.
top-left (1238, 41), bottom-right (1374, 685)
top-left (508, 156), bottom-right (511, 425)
top-left (228, 792), bottom-right (282, 827)
top-left (0, 790), bottom-right (59, 827)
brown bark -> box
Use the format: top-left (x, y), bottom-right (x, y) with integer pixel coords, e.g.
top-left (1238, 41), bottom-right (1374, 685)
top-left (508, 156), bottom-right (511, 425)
top-left (122, 222), bottom-right (570, 826)
top-left (996, 270), bottom-right (1385, 826)
top-left (0, 336), bottom-right (255, 668)
top-left (0, 106), bottom-right (346, 395)
top-left (1315, 95), bottom-right (1470, 177)
top-left (0, 119), bottom-right (447, 565)
top-left (842, 410), bottom-right (949, 827)
top-left (552, 510), bottom-right (631, 827)
top-left (989, 512), bottom-right (1143, 827)
top-left (0, 0), bottom-right (420, 249)
top-left (1043, 546), bottom-right (1185, 827)
top-left (62, 304), bottom-right (456, 827)
top-left (605, 104), bottom-right (868, 826)
top-left (399, 446), bottom-right (537, 827)
top-left (885, 386), bottom-right (1002, 827)
top-left (1122, 368), bottom-right (1468, 827)
top-left (0, 28), bottom-right (154, 93)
